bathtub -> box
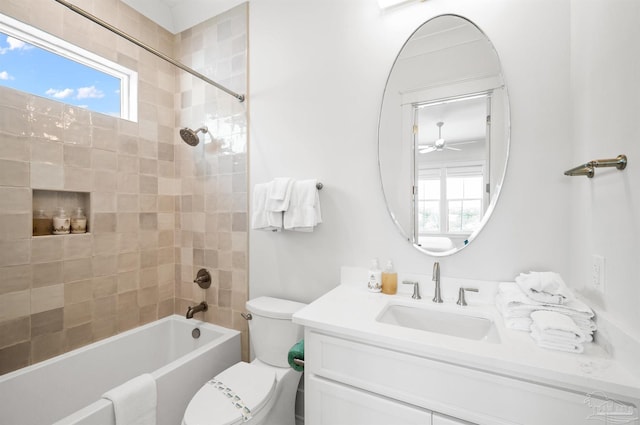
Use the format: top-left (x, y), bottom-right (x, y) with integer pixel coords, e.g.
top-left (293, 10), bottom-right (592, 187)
top-left (0, 315), bottom-right (241, 425)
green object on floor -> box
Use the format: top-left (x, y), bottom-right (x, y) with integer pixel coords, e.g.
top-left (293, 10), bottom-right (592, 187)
top-left (288, 339), bottom-right (304, 371)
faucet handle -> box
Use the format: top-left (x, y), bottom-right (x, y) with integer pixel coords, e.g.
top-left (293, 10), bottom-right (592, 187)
top-left (402, 280), bottom-right (421, 300)
top-left (456, 287), bottom-right (478, 306)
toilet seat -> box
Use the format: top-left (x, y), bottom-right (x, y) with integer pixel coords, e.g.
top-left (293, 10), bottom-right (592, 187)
top-left (182, 362), bottom-right (277, 425)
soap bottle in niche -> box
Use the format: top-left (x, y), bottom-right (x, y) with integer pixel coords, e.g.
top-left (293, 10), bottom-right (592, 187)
top-left (52, 207), bottom-right (70, 234)
top-left (71, 207), bottom-right (87, 234)
top-left (381, 260), bottom-right (398, 295)
top-left (32, 209), bottom-right (52, 236)
top-left (367, 258), bottom-right (382, 293)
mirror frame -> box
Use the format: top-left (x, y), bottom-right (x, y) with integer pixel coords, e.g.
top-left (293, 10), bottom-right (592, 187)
top-left (377, 14), bottom-right (511, 257)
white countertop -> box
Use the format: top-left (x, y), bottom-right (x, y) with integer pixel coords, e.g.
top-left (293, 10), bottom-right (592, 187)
top-left (293, 279), bottom-right (640, 404)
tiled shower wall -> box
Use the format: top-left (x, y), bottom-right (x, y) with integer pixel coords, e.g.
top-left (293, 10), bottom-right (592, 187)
top-left (174, 4), bottom-right (250, 360)
top-left (0, 0), bottom-right (248, 374)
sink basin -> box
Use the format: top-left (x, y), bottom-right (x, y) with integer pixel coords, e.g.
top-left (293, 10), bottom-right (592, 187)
top-left (376, 302), bottom-right (501, 343)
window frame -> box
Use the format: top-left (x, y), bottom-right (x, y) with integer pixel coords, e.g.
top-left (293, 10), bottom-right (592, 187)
top-left (0, 13), bottom-right (138, 121)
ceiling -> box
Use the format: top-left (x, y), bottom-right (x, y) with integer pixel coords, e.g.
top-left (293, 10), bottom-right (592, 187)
top-left (121, 0), bottom-right (245, 34)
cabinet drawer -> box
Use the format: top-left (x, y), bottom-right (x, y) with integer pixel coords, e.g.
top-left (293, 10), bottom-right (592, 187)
top-left (306, 374), bottom-right (431, 425)
top-left (306, 331), bottom-right (638, 425)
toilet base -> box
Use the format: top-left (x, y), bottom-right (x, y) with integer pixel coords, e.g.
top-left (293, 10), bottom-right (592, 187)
top-left (250, 359), bottom-right (302, 425)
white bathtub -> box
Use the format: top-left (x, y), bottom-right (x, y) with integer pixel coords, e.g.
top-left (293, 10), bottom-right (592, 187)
top-left (0, 315), bottom-right (241, 425)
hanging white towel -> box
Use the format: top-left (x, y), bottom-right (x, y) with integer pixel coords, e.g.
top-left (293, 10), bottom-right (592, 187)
top-left (267, 177), bottom-right (293, 205)
top-left (102, 373), bottom-right (157, 425)
top-left (284, 179), bottom-right (322, 231)
top-left (251, 183), bottom-right (283, 231)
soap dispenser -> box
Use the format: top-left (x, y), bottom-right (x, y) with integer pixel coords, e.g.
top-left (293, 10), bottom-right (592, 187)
top-left (71, 207), bottom-right (87, 234)
top-left (381, 260), bottom-right (398, 295)
top-left (52, 207), bottom-right (70, 235)
top-left (367, 259), bottom-right (382, 293)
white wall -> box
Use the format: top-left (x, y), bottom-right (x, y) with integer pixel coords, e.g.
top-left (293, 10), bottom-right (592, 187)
top-left (570, 0), bottom-right (640, 340)
top-left (249, 0), bottom-right (572, 303)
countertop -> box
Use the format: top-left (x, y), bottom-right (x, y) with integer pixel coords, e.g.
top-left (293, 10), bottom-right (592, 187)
top-left (293, 280), bottom-right (640, 403)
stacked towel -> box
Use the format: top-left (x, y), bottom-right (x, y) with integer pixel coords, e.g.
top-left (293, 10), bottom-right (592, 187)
top-left (252, 178), bottom-right (322, 232)
top-left (530, 311), bottom-right (589, 353)
top-left (515, 271), bottom-right (573, 305)
top-left (496, 281), bottom-right (596, 344)
top-left (102, 373), bottom-right (156, 425)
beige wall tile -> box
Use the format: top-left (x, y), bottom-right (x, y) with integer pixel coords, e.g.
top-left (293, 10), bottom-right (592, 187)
top-left (63, 234), bottom-right (92, 259)
top-left (0, 159), bottom-right (29, 187)
top-left (31, 308), bottom-right (63, 337)
top-left (64, 167), bottom-right (93, 192)
top-left (30, 332), bottom-right (63, 364)
top-left (0, 341), bottom-right (30, 374)
top-left (31, 162), bottom-right (64, 189)
top-left (0, 187), bottom-right (31, 213)
top-left (32, 261), bottom-right (63, 288)
top-left (31, 237), bottom-right (63, 264)
top-left (64, 145), bottom-right (91, 168)
top-left (31, 284), bottom-right (64, 314)
top-left (30, 139), bottom-right (63, 165)
top-left (0, 316), bottom-right (30, 348)
top-left (0, 239), bottom-right (31, 266)
top-left (63, 258), bottom-right (93, 283)
top-left (65, 280), bottom-right (93, 304)
top-left (0, 264), bottom-right (32, 295)
top-left (64, 300), bottom-right (92, 328)
top-left (93, 233), bottom-right (119, 256)
top-left (93, 255), bottom-right (118, 277)
top-left (0, 134), bottom-right (30, 162)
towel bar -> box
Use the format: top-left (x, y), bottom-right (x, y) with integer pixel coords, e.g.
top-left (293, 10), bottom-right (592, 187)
top-left (564, 154), bottom-right (627, 178)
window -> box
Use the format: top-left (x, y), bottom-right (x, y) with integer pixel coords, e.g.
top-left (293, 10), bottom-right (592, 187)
top-left (417, 165), bottom-right (484, 235)
top-left (0, 13), bottom-right (137, 121)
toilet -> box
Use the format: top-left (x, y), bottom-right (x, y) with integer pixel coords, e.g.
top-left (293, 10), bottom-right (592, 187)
top-left (182, 297), bottom-right (307, 425)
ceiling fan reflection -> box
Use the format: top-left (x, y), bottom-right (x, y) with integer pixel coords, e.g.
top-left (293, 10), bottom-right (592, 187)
top-left (419, 121), bottom-right (477, 154)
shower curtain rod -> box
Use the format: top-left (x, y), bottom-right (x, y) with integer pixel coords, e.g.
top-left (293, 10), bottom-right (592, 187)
top-left (53, 0), bottom-right (245, 103)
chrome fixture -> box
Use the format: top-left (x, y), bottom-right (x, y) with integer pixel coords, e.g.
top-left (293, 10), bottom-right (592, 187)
top-left (240, 312), bottom-right (252, 321)
top-left (564, 154), bottom-right (627, 178)
top-left (193, 268), bottom-right (212, 289)
top-left (432, 262), bottom-right (443, 303)
top-left (53, 0), bottom-right (245, 102)
top-left (186, 301), bottom-right (208, 319)
top-left (402, 281), bottom-right (421, 300)
top-left (180, 126), bottom-right (208, 147)
top-left (191, 328), bottom-right (201, 339)
top-left (456, 287), bottom-right (479, 306)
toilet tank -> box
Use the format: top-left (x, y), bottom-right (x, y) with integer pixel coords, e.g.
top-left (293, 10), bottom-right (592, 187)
top-left (246, 297), bottom-right (307, 367)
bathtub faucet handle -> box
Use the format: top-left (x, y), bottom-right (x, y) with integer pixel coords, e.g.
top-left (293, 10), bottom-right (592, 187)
top-left (186, 301), bottom-right (208, 319)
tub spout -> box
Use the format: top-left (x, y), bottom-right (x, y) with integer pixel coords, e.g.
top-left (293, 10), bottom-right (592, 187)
top-left (186, 301), bottom-right (208, 319)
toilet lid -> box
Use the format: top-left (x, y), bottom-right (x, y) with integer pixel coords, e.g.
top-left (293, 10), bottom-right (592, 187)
top-left (183, 362), bottom-right (276, 425)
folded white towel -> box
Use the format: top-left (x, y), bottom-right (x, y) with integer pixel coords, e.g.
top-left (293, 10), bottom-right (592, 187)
top-left (102, 373), bottom-right (156, 425)
top-left (496, 282), bottom-right (597, 336)
top-left (530, 311), bottom-right (588, 343)
top-left (284, 179), bottom-right (322, 231)
top-left (265, 178), bottom-right (294, 212)
top-left (516, 272), bottom-right (574, 305)
top-left (530, 327), bottom-right (585, 353)
top-left (504, 317), bottom-right (532, 332)
top-left (251, 183), bottom-right (283, 231)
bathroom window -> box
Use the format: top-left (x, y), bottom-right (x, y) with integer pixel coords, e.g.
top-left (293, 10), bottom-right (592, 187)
top-left (0, 13), bottom-right (137, 121)
top-left (417, 165), bottom-right (484, 235)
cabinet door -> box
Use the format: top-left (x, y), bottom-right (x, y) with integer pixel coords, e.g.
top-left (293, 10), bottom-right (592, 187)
top-left (433, 412), bottom-right (475, 425)
top-left (307, 375), bottom-right (431, 425)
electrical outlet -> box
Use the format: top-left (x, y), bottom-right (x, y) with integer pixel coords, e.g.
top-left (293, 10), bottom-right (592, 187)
top-left (591, 255), bottom-right (606, 294)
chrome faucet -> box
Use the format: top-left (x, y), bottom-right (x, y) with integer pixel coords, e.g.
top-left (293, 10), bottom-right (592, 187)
top-left (432, 262), bottom-right (443, 303)
top-left (186, 301), bottom-right (208, 319)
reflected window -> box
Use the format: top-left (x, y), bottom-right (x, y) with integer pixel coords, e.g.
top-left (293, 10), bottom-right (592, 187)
top-left (0, 13), bottom-right (137, 121)
top-left (417, 165), bottom-right (484, 235)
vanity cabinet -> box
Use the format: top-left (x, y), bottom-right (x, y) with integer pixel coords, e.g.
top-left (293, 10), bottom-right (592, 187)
top-left (304, 330), bottom-right (625, 425)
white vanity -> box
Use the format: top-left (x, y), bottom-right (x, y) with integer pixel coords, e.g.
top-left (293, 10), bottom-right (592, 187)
top-left (293, 270), bottom-right (640, 425)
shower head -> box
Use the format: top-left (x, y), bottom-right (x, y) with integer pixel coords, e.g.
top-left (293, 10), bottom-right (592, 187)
top-left (180, 126), bottom-right (208, 146)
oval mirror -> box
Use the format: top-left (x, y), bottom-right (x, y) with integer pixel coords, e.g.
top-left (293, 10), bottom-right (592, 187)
top-left (378, 14), bottom-right (510, 256)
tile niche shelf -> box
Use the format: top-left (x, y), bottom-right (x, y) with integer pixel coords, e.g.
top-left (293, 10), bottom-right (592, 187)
top-left (32, 189), bottom-right (91, 236)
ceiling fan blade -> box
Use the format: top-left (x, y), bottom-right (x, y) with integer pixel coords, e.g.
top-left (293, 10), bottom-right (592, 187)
top-left (445, 146), bottom-right (461, 151)
top-left (420, 146), bottom-right (437, 153)
top-left (448, 140), bottom-right (478, 146)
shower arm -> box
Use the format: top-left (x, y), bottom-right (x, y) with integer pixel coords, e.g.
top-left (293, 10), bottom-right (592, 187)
top-left (53, 0), bottom-right (245, 103)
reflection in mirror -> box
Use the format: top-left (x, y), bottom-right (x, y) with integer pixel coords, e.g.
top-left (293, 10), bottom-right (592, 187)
top-left (378, 14), bottom-right (509, 256)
